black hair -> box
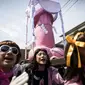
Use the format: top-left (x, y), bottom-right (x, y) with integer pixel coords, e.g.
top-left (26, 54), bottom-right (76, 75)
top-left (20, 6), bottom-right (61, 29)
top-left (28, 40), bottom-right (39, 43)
top-left (0, 40), bottom-right (21, 64)
top-left (25, 49), bottom-right (50, 85)
top-left (64, 32), bottom-right (85, 84)
top-left (30, 49), bottom-right (51, 71)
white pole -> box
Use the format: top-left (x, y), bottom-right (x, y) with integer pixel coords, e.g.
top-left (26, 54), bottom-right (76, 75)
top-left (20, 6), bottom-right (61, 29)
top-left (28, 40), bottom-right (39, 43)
top-left (25, 15), bottom-right (29, 59)
top-left (59, 10), bottom-right (66, 48)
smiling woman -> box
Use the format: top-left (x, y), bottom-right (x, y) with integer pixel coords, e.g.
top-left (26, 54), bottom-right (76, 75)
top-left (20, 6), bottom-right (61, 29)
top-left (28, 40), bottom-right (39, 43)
top-left (0, 40), bottom-right (29, 85)
top-left (0, 40), bottom-right (21, 67)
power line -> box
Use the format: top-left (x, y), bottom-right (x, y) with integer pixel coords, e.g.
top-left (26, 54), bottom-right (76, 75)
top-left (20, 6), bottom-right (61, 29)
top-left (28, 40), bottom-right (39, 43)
top-left (63, 0), bottom-right (79, 15)
top-left (61, 0), bottom-right (71, 9)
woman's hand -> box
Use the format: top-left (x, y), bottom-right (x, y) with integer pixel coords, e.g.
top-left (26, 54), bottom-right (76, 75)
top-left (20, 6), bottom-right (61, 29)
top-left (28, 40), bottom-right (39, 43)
top-left (10, 72), bottom-right (29, 85)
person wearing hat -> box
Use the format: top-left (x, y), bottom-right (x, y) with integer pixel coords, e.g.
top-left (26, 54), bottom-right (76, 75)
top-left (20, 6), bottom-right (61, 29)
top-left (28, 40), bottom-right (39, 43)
top-left (64, 32), bottom-right (85, 85)
top-left (0, 40), bottom-right (28, 85)
top-left (26, 46), bottom-right (64, 85)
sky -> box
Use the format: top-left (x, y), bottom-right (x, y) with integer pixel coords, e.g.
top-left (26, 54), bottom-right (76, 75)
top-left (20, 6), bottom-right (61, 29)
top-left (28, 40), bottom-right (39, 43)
top-left (0, 0), bottom-right (85, 49)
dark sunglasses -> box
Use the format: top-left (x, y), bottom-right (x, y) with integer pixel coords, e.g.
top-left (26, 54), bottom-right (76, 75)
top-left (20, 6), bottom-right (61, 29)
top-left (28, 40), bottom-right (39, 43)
top-left (0, 45), bottom-right (19, 55)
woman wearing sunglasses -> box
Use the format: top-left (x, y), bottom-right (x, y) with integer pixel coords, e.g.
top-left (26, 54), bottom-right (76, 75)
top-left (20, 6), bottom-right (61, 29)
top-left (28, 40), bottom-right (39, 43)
top-left (0, 40), bottom-right (28, 85)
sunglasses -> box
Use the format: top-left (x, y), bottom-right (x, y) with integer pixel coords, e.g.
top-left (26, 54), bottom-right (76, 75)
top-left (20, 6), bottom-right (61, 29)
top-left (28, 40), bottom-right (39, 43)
top-left (0, 45), bottom-right (19, 55)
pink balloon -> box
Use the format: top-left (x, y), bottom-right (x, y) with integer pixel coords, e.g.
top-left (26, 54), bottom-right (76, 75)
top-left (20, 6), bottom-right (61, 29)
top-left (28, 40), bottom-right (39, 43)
top-left (50, 47), bottom-right (64, 60)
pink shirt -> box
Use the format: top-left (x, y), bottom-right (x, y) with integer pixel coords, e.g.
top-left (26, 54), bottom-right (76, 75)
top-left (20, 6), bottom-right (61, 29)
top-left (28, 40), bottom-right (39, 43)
top-left (64, 76), bottom-right (82, 85)
top-left (47, 66), bottom-right (64, 85)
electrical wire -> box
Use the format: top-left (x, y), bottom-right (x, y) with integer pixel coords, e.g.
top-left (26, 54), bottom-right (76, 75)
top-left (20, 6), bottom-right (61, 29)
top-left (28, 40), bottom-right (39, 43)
top-left (61, 0), bottom-right (71, 9)
top-left (63, 0), bottom-right (79, 15)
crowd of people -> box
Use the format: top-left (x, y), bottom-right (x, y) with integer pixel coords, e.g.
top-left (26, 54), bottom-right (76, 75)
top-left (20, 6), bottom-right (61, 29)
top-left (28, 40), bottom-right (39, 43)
top-left (0, 31), bottom-right (85, 85)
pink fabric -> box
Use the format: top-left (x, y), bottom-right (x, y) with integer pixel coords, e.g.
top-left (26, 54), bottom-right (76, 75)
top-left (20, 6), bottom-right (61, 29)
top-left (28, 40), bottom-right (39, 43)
top-left (48, 67), bottom-right (64, 85)
top-left (64, 76), bottom-right (82, 85)
top-left (50, 47), bottom-right (64, 60)
top-left (37, 66), bottom-right (64, 85)
top-left (39, 78), bottom-right (44, 85)
top-left (0, 69), bottom-right (13, 85)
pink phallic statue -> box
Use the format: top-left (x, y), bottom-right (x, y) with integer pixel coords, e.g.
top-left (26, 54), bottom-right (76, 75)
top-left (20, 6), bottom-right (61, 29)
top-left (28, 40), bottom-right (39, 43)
top-left (28, 8), bottom-right (64, 61)
top-left (34, 8), bottom-right (54, 48)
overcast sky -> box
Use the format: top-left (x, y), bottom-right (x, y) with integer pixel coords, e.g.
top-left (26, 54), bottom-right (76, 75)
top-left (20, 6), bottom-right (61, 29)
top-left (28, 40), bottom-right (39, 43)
top-left (0, 0), bottom-right (85, 48)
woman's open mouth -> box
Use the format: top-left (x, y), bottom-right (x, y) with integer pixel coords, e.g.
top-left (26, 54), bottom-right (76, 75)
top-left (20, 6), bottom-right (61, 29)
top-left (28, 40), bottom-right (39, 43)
top-left (4, 57), bottom-right (13, 61)
top-left (41, 58), bottom-right (46, 61)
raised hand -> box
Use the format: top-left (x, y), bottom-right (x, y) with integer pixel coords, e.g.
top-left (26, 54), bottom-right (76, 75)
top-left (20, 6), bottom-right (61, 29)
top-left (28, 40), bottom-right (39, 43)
top-left (10, 72), bottom-right (29, 85)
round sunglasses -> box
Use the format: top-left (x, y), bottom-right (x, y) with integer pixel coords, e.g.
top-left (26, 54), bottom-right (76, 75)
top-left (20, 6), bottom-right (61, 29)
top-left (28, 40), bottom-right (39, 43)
top-left (0, 45), bottom-right (19, 55)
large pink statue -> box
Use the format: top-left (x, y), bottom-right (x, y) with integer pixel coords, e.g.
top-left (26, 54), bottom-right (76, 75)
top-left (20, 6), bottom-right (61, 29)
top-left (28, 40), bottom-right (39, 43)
top-left (28, 1), bottom-right (64, 61)
top-left (28, 8), bottom-right (64, 61)
top-left (34, 8), bottom-right (54, 48)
